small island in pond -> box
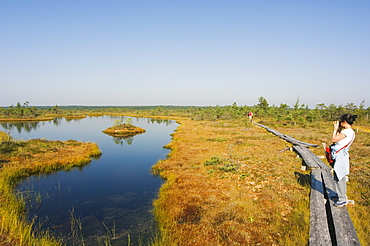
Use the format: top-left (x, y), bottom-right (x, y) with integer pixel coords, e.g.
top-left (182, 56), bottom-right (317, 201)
top-left (102, 118), bottom-right (146, 137)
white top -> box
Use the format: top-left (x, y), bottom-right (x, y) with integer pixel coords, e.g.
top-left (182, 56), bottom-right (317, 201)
top-left (336, 128), bottom-right (355, 149)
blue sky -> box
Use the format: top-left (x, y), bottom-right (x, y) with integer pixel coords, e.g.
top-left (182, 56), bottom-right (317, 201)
top-left (1, 1), bottom-right (369, 108)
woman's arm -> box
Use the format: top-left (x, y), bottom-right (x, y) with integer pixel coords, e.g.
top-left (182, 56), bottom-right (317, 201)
top-left (332, 132), bottom-right (346, 143)
top-left (332, 121), bottom-right (346, 143)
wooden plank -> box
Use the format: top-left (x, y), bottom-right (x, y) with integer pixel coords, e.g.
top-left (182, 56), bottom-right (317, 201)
top-left (310, 169), bottom-right (332, 245)
top-left (331, 208), bottom-right (361, 246)
top-left (293, 146), bottom-right (320, 169)
top-left (321, 169), bottom-right (337, 202)
top-left (321, 169), bottom-right (361, 246)
top-left (255, 123), bottom-right (318, 147)
top-left (292, 145), bottom-right (329, 170)
top-left (310, 153), bottom-right (331, 171)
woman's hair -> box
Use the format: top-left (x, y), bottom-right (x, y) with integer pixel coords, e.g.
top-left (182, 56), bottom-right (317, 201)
top-left (339, 114), bottom-right (357, 125)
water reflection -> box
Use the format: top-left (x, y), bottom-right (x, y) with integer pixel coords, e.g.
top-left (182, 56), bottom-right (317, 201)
top-left (1, 116), bottom-right (178, 246)
top-left (65, 118), bottom-right (85, 122)
top-left (112, 136), bottom-right (135, 145)
top-left (1, 121), bottom-right (40, 134)
top-left (147, 118), bottom-right (174, 126)
top-left (0, 117), bottom-right (69, 135)
top-left (52, 117), bottom-right (64, 126)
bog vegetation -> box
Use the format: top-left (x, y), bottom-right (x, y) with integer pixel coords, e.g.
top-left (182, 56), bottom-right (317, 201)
top-left (0, 97), bottom-right (369, 245)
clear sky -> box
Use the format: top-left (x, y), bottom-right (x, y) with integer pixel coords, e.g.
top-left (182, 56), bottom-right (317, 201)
top-left (1, 1), bottom-right (369, 108)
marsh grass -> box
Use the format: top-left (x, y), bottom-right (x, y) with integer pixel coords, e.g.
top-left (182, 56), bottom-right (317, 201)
top-left (0, 117), bottom-right (55, 122)
top-left (0, 136), bottom-right (101, 245)
top-left (0, 131), bottom-right (8, 142)
top-left (152, 118), bottom-right (311, 245)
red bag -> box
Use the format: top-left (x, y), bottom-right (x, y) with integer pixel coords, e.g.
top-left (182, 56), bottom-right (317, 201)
top-left (325, 146), bottom-right (334, 166)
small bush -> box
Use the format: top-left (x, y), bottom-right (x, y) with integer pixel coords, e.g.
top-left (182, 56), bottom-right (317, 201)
top-left (0, 141), bottom-right (25, 154)
top-left (204, 156), bottom-right (238, 172)
top-left (207, 137), bottom-right (227, 142)
top-left (204, 156), bottom-right (223, 166)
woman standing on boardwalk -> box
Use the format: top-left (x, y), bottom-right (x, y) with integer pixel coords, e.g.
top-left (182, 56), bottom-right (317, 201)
top-left (331, 114), bottom-right (357, 207)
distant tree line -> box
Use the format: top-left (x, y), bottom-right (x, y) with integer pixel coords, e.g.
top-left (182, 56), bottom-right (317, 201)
top-left (252, 97), bottom-right (369, 126)
top-left (1, 98), bottom-right (369, 125)
top-left (0, 101), bottom-right (39, 118)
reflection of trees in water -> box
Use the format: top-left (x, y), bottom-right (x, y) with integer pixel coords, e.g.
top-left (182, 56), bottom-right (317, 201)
top-left (65, 118), bottom-right (84, 123)
top-left (52, 117), bottom-right (63, 126)
top-left (1, 122), bottom-right (40, 134)
top-left (112, 136), bottom-right (135, 145)
top-left (147, 119), bottom-right (174, 126)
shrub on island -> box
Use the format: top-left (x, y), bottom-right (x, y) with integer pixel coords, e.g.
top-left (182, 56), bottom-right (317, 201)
top-left (102, 118), bottom-right (146, 137)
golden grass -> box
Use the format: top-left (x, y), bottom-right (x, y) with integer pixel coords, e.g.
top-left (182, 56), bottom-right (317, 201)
top-left (0, 117), bottom-right (55, 122)
top-left (0, 132), bottom-right (7, 142)
top-left (152, 118), bottom-right (311, 245)
top-left (87, 113), bottom-right (106, 117)
top-left (0, 137), bottom-right (101, 245)
top-left (64, 115), bottom-right (86, 119)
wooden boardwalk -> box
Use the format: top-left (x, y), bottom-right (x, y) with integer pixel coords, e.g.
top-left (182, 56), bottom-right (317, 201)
top-left (255, 123), bottom-right (361, 246)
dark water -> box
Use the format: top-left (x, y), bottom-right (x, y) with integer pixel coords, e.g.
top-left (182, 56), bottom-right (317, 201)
top-left (0, 116), bottom-right (178, 245)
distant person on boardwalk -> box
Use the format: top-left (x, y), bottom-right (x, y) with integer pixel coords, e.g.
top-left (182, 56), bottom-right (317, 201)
top-left (248, 111), bottom-right (253, 121)
top-left (330, 114), bottom-right (356, 207)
